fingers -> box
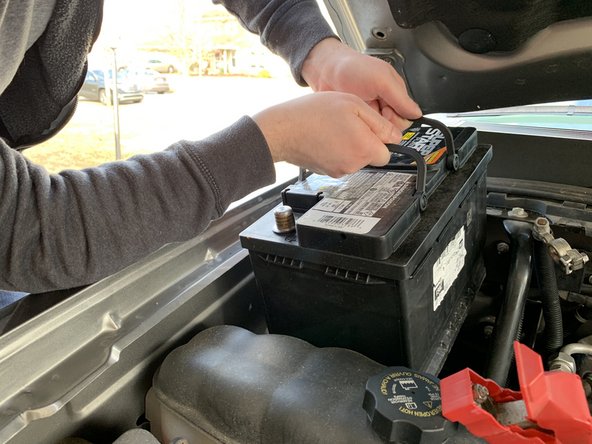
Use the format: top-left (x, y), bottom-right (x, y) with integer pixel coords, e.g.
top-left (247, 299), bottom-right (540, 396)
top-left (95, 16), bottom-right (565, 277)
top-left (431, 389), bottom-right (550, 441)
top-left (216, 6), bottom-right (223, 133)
top-left (368, 100), bottom-right (380, 115)
top-left (377, 67), bottom-right (422, 120)
top-left (314, 95), bottom-right (396, 175)
top-left (254, 92), bottom-right (398, 178)
top-left (369, 57), bottom-right (422, 119)
top-left (379, 101), bottom-right (412, 131)
top-left (349, 102), bottom-right (398, 169)
top-left (365, 141), bottom-right (392, 168)
top-left (302, 38), bottom-right (423, 121)
top-left (355, 99), bottom-right (402, 144)
top-left (301, 95), bottom-right (395, 176)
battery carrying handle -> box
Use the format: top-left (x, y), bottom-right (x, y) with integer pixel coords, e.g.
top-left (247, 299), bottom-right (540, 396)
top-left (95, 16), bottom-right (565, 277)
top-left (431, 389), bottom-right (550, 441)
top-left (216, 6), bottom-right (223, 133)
top-left (413, 117), bottom-right (459, 171)
top-left (385, 144), bottom-right (428, 211)
top-left (298, 117), bottom-right (457, 181)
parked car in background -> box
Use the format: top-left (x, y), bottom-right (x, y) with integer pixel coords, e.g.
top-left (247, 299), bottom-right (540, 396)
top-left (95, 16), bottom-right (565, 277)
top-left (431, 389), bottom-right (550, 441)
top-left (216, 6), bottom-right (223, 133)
top-left (143, 54), bottom-right (179, 74)
top-left (79, 69), bottom-right (144, 105)
top-left (134, 68), bottom-right (172, 94)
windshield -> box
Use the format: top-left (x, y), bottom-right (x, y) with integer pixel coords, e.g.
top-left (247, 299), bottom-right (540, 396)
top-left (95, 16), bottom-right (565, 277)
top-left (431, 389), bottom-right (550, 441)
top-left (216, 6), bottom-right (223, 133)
top-left (443, 100), bottom-right (592, 134)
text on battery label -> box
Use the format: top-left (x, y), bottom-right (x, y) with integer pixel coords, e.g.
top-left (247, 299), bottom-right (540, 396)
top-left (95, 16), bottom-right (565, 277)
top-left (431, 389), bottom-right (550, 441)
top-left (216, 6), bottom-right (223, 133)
top-left (432, 227), bottom-right (466, 310)
top-left (318, 215), bottom-right (366, 229)
top-left (403, 127), bottom-right (445, 155)
top-left (346, 174), bottom-right (412, 217)
top-left (312, 171), bottom-right (413, 218)
top-left (330, 172), bottom-right (382, 200)
top-left (297, 209), bottom-right (380, 234)
top-left (314, 198), bottom-right (350, 213)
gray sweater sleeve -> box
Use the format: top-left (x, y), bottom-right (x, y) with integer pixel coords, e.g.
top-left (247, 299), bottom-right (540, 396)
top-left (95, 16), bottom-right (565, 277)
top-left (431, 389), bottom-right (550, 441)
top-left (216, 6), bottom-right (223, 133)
top-left (213, 0), bottom-right (337, 85)
top-left (0, 0), bottom-right (334, 292)
top-left (0, 117), bottom-right (275, 292)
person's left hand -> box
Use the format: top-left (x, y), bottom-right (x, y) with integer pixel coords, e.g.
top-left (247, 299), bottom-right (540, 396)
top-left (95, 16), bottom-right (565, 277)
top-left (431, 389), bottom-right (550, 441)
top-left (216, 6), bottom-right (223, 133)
top-left (301, 38), bottom-right (422, 132)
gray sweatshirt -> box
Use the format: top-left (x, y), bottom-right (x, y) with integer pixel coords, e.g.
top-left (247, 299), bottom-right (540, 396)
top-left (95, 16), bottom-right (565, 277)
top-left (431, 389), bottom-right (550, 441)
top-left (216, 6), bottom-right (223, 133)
top-left (0, 0), bottom-right (335, 292)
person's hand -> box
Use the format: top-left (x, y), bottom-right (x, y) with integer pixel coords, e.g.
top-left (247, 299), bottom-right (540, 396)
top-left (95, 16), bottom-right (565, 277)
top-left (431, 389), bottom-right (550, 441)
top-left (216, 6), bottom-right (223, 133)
top-left (301, 38), bottom-right (422, 130)
top-left (253, 91), bottom-right (400, 178)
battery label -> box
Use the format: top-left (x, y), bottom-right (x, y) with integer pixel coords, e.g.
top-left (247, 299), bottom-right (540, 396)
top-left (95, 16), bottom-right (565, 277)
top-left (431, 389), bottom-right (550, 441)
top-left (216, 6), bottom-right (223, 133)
top-left (432, 227), bottom-right (466, 310)
top-left (402, 126), bottom-right (445, 156)
top-left (394, 125), bottom-right (453, 166)
top-left (297, 171), bottom-right (414, 234)
top-left (297, 210), bottom-right (380, 234)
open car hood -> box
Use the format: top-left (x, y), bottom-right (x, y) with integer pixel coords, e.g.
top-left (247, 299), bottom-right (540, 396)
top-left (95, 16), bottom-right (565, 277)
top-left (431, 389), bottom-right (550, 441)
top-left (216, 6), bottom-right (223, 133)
top-left (323, 0), bottom-right (592, 113)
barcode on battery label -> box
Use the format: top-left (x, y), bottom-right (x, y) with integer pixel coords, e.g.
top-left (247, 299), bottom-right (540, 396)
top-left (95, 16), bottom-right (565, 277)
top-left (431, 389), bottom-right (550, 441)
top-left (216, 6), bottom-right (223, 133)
top-left (297, 209), bottom-right (380, 234)
top-left (318, 215), bottom-right (366, 229)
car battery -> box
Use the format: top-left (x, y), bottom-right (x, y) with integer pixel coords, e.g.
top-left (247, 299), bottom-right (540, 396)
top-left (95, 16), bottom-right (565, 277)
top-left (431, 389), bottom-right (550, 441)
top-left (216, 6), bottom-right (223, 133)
top-left (240, 118), bottom-right (492, 372)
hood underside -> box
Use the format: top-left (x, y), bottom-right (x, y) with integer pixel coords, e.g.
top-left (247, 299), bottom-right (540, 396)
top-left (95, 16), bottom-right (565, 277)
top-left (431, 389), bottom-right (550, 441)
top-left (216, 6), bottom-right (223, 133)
top-left (323, 0), bottom-right (592, 113)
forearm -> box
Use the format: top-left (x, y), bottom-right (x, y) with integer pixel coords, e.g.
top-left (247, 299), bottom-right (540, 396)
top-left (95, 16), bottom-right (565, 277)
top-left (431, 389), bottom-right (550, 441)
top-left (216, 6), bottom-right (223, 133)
top-left (213, 0), bottom-right (336, 85)
top-left (0, 116), bottom-right (275, 292)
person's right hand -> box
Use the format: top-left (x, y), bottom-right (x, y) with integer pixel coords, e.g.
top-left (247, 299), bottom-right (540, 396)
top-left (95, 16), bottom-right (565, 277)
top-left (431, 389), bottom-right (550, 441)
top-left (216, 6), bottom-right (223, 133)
top-left (252, 91), bottom-right (401, 178)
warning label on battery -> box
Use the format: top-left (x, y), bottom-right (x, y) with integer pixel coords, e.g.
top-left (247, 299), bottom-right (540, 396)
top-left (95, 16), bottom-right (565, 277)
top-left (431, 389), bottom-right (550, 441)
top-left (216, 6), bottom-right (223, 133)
top-left (433, 227), bottom-right (466, 310)
top-left (297, 171), bottom-right (414, 234)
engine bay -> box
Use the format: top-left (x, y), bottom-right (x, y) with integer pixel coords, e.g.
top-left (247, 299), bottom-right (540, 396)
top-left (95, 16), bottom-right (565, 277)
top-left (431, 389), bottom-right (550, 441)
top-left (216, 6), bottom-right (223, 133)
top-left (145, 120), bottom-right (592, 443)
top-left (1, 121), bottom-right (590, 443)
top-left (0, 0), bottom-right (590, 441)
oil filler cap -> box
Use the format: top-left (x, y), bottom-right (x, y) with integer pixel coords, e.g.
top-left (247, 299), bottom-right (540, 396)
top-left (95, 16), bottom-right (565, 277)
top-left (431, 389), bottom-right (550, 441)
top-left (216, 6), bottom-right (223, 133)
top-left (363, 367), bottom-right (455, 443)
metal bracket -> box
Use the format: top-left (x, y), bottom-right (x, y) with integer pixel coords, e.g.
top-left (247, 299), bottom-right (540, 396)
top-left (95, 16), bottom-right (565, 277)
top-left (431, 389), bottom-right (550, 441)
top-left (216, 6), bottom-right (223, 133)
top-left (532, 217), bottom-right (589, 275)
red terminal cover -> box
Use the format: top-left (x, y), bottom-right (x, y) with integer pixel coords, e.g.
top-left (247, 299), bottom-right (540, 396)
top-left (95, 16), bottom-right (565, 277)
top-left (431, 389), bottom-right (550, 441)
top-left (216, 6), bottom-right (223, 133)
top-left (515, 343), bottom-right (592, 444)
top-left (441, 342), bottom-right (592, 443)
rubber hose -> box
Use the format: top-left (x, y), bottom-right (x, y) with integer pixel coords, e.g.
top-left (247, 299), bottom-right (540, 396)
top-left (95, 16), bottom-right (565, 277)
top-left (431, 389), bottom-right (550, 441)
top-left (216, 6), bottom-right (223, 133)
top-left (534, 240), bottom-right (563, 355)
top-left (487, 220), bottom-right (532, 386)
